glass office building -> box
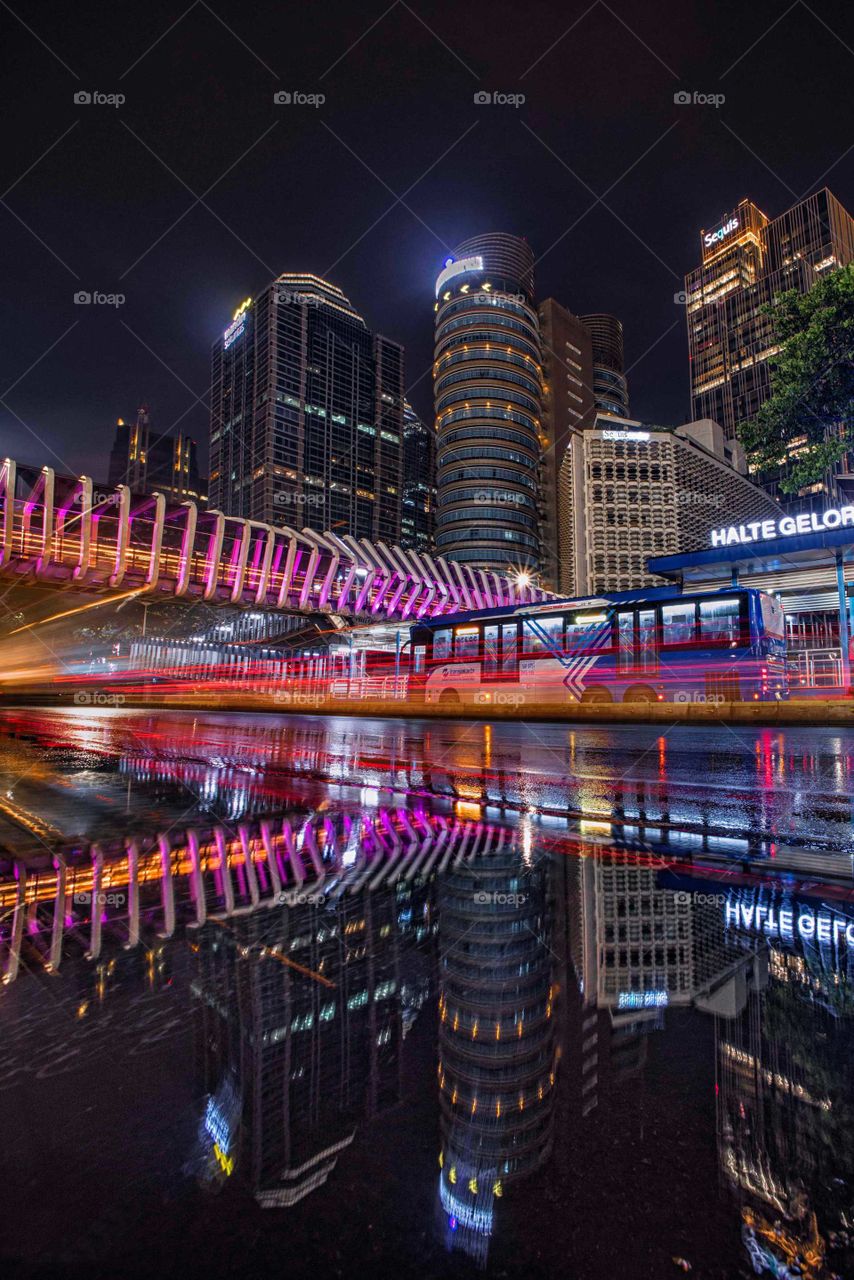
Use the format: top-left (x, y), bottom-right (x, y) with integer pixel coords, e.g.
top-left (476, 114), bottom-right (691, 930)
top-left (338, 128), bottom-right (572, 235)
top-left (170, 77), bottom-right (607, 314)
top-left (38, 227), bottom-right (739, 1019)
top-left (209, 275), bottom-right (404, 542)
top-left (685, 188), bottom-right (854, 510)
top-left (433, 234), bottom-right (544, 572)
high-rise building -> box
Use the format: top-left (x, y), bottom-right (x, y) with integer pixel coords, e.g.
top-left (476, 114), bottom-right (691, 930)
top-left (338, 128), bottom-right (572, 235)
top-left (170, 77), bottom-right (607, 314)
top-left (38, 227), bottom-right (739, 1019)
top-left (538, 299), bottom-right (597, 588)
top-left (557, 413), bottom-right (779, 595)
top-left (400, 399), bottom-right (435, 552)
top-left (209, 275), bottom-right (404, 542)
top-left (107, 404), bottom-right (205, 504)
top-left (685, 188), bottom-right (854, 509)
top-left (433, 234), bottom-right (544, 573)
top-left (579, 313), bottom-right (630, 418)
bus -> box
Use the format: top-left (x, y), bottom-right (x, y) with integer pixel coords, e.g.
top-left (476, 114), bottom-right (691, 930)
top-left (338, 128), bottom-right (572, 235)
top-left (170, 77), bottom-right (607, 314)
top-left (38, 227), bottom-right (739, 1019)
top-left (409, 587), bottom-right (787, 707)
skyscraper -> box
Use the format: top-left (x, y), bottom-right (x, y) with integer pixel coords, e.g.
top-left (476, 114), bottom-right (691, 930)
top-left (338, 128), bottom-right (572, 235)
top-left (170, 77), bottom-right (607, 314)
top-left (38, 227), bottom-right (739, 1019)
top-left (209, 275), bottom-right (404, 542)
top-left (107, 404), bottom-right (205, 504)
top-left (685, 187), bottom-right (854, 508)
top-left (538, 299), bottom-right (596, 588)
top-left (433, 234), bottom-right (544, 573)
top-left (400, 399), bottom-right (435, 552)
top-left (579, 313), bottom-right (630, 418)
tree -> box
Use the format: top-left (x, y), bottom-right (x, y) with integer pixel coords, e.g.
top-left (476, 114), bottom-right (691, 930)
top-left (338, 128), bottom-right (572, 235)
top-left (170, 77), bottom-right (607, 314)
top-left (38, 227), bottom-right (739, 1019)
top-left (737, 263), bottom-right (854, 493)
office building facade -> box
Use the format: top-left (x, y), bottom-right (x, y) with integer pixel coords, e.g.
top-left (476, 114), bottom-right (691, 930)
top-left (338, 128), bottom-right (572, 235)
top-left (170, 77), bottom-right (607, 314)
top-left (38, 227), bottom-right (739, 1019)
top-left (579, 313), bottom-right (630, 418)
top-left (538, 299), bottom-right (597, 588)
top-left (209, 275), bottom-right (404, 542)
top-left (433, 234), bottom-right (544, 573)
top-left (685, 188), bottom-right (854, 508)
top-left (400, 399), bottom-right (436, 552)
top-left (557, 413), bottom-right (779, 595)
top-left (107, 404), bottom-right (205, 504)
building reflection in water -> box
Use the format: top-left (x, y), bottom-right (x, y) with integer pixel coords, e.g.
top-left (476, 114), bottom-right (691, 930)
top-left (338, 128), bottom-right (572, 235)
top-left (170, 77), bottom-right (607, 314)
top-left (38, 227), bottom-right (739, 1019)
top-left (718, 885), bottom-right (854, 1279)
top-left (435, 842), bottom-right (557, 1266)
top-left (2, 770), bottom-right (853, 1277)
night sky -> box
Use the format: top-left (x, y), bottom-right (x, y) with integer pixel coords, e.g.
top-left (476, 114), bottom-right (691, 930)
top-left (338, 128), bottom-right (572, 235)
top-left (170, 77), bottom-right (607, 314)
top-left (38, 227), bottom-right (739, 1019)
top-left (2, 0), bottom-right (852, 483)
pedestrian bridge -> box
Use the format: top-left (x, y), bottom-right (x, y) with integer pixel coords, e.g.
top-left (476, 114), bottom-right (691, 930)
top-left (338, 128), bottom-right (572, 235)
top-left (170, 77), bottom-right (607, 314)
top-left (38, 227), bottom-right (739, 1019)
top-left (0, 459), bottom-right (549, 621)
top-left (0, 808), bottom-right (516, 984)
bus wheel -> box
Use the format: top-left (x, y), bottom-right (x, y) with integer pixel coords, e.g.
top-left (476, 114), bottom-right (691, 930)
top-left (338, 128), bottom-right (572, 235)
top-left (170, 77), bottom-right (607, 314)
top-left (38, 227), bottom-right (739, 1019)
top-left (624, 686), bottom-right (656, 704)
top-left (580, 687), bottom-right (611, 705)
top-left (439, 689), bottom-right (461, 706)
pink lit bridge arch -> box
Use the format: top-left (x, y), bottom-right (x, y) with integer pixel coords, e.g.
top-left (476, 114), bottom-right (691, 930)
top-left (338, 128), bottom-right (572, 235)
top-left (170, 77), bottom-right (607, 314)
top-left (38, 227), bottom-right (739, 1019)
top-left (0, 460), bottom-right (550, 620)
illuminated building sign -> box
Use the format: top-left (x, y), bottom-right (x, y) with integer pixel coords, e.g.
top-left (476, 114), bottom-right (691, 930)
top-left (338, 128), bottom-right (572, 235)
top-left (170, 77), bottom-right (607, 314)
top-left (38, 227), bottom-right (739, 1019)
top-left (710, 506), bottom-right (854, 547)
top-left (223, 297), bottom-right (252, 349)
top-left (223, 316), bottom-right (246, 349)
top-left (617, 990), bottom-right (669, 1008)
top-left (602, 430), bottom-right (650, 442)
top-left (725, 896), bottom-right (854, 947)
top-left (434, 255), bottom-right (484, 297)
top-left (704, 216), bottom-right (739, 249)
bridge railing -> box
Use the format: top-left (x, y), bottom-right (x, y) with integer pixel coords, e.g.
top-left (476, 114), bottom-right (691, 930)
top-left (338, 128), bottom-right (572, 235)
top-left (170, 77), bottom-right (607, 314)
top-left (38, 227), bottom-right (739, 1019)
top-left (0, 459), bottom-right (550, 620)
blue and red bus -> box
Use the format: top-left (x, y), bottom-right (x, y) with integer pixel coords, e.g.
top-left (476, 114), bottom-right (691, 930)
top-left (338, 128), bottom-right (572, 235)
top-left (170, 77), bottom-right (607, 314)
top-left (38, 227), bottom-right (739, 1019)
top-left (409, 586), bottom-right (787, 707)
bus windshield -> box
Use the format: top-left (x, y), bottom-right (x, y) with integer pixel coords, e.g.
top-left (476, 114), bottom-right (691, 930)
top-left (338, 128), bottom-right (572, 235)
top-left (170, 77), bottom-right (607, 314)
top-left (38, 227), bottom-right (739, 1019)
top-left (759, 593), bottom-right (785, 638)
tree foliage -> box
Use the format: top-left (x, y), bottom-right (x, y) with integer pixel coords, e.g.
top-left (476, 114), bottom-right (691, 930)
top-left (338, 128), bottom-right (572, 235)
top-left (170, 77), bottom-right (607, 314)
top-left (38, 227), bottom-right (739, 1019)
top-left (738, 263), bottom-right (854, 493)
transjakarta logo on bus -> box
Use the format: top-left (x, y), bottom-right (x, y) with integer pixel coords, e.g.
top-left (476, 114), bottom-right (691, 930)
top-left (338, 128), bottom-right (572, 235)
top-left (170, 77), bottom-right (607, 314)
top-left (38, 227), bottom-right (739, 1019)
top-left (704, 216), bottom-right (738, 248)
top-left (710, 506), bottom-right (854, 547)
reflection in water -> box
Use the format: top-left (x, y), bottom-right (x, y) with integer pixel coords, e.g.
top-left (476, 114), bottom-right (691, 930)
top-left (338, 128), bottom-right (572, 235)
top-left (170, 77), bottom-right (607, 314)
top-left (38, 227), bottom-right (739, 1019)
top-left (1, 710), bottom-right (854, 1276)
top-left (436, 849), bottom-right (556, 1265)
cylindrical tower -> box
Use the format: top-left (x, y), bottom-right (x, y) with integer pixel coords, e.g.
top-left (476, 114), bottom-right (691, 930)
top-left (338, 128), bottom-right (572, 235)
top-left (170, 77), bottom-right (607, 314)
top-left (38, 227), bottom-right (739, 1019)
top-left (579, 312), bottom-right (630, 418)
top-left (433, 234), bottom-right (543, 573)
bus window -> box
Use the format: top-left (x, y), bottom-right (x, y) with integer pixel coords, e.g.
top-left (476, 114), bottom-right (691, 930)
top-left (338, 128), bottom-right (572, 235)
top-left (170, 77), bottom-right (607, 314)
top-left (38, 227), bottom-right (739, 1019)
top-left (501, 623), bottom-right (518, 674)
top-left (616, 611), bottom-right (634, 671)
top-left (699, 597), bottom-right (741, 643)
top-left (433, 629), bottom-right (452, 663)
top-left (566, 611), bottom-right (610, 653)
top-left (413, 645), bottom-right (426, 674)
top-left (454, 626), bottom-right (480, 659)
top-left (661, 601), bottom-right (697, 646)
top-left (523, 614), bottom-right (563, 655)
top-left (638, 609), bottom-right (657, 670)
top-left (483, 625), bottom-right (499, 677)
top-left (759, 593), bottom-right (785, 638)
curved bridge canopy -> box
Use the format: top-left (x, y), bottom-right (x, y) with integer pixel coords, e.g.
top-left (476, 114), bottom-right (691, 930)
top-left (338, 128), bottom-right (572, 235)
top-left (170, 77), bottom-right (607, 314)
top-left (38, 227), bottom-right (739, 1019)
top-left (0, 460), bottom-right (550, 621)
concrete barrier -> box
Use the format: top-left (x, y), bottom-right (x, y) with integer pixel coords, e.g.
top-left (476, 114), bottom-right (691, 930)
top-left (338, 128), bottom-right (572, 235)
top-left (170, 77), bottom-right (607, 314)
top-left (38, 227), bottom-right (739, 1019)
top-left (14, 691), bottom-right (854, 727)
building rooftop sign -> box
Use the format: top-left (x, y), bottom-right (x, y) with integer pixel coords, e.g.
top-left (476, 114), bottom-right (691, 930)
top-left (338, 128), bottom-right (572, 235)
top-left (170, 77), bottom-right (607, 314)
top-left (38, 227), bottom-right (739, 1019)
top-left (434, 255), bottom-right (484, 297)
top-left (710, 507), bottom-right (854, 548)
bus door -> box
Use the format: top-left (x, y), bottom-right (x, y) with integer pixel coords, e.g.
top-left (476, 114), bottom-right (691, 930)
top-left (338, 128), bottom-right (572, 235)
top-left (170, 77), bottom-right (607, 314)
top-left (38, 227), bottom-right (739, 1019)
top-left (484, 622), bottom-right (519, 683)
top-left (638, 608), bottom-right (658, 673)
top-left (616, 608), bottom-right (658, 676)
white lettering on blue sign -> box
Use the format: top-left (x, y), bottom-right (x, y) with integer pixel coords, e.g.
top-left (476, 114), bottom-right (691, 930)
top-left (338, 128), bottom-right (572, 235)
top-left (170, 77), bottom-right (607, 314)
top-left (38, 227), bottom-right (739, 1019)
top-left (710, 507), bottom-right (854, 548)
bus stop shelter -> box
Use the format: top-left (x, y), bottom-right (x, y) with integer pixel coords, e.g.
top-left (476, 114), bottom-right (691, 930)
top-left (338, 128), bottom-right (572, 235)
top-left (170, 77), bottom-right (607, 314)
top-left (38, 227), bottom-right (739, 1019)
top-left (647, 521), bottom-right (854, 690)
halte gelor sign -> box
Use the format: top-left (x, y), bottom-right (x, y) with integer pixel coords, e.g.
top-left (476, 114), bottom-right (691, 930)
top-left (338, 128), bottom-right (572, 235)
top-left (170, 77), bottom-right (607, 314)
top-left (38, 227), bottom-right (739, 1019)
top-left (710, 506), bottom-right (854, 548)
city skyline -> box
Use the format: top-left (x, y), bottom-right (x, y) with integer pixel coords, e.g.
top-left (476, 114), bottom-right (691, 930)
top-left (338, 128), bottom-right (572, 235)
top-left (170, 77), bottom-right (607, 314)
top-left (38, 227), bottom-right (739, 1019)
top-left (2, 0), bottom-right (853, 483)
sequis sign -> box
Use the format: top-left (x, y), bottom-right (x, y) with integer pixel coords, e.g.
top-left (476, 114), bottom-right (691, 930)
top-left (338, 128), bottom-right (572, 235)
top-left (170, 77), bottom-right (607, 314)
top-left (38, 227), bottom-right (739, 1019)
top-left (710, 506), bottom-right (854, 547)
